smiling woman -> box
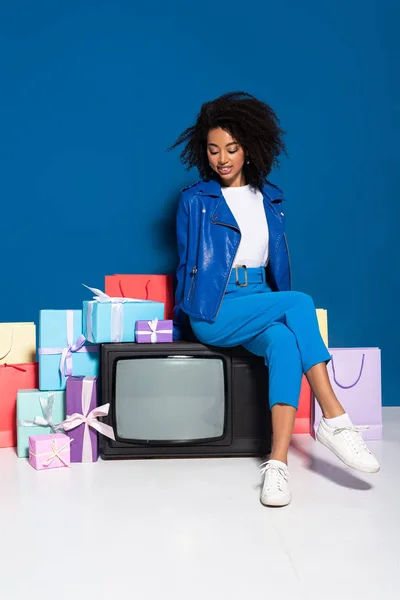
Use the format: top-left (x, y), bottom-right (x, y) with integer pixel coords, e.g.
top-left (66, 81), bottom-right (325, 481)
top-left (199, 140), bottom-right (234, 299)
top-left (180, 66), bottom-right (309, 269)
top-left (169, 91), bottom-right (380, 508)
top-left (207, 128), bottom-right (246, 187)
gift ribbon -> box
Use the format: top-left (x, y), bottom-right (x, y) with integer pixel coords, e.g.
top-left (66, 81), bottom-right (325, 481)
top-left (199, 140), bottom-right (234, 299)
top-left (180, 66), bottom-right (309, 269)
top-left (19, 393), bottom-right (64, 433)
top-left (0, 327), bottom-right (15, 361)
top-left (30, 438), bottom-right (72, 468)
top-left (60, 376), bottom-right (115, 462)
top-left (83, 284), bottom-right (150, 343)
top-left (135, 318), bottom-right (173, 343)
top-left (38, 310), bottom-right (99, 380)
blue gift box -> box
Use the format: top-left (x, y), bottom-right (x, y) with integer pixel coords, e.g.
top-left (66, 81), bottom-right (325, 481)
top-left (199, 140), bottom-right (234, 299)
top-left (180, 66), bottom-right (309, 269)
top-left (38, 309), bottom-right (99, 391)
top-left (82, 299), bottom-right (165, 343)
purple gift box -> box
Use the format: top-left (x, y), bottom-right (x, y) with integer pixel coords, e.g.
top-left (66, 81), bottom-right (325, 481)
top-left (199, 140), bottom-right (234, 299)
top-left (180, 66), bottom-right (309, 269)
top-left (135, 318), bottom-right (173, 343)
top-left (312, 348), bottom-right (382, 440)
top-left (61, 375), bottom-right (115, 462)
top-left (64, 376), bottom-right (99, 462)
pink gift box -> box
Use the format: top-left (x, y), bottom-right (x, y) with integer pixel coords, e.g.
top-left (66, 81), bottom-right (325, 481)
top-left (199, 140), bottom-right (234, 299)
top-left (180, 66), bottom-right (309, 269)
top-left (28, 433), bottom-right (72, 470)
top-left (135, 318), bottom-right (173, 343)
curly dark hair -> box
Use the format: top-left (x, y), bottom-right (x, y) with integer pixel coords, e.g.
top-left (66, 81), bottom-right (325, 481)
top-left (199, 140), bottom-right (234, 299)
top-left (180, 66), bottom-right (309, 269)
top-left (169, 91), bottom-right (287, 188)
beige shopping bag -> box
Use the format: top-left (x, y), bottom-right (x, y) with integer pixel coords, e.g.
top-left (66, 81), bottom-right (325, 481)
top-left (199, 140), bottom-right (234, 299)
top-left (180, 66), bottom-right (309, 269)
top-left (316, 309), bottom-right (328, 346)
top-left (0, 322), bottom-right (36, 365)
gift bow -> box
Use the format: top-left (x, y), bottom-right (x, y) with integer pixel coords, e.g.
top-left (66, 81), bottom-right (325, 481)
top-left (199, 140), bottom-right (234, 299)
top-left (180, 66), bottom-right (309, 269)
top-left (61, 403), bottom-right (116, 441)
top-left (137, 318), bottom-right (173, 343)
top-left (30, 438), bottom-right (72, 468)
top-left (38, 310), bottom-right (99, 381)
top-left (83, 284), bottom-right (144, 304)
top-left (60, 334), bottom-right (86, 378)
top-left (19, 393), bottom-right (64, 433)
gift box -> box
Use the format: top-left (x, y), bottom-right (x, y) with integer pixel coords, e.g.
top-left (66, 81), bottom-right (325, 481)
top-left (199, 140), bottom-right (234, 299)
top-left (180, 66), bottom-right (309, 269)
top-left (105, 274), bottom-right (174, 320)
top-left (61, 375), bottom-right (115, 462)
top-left (82, 285), bottom-right (164, 343)
top-left (29, 433), bottom-right (71, 470)
top-left (312, 348), bottom-right (382, 440)
top-left (0, 322), bottom-right (36, 365)
top-left (17, 389), bottom-right (65, 457)
top-left (0, 362), bottom-right (38, 448)
top-left (38, 309), bottom-right (99, 391)
top-left (135, 318), bottom-right (173, 343)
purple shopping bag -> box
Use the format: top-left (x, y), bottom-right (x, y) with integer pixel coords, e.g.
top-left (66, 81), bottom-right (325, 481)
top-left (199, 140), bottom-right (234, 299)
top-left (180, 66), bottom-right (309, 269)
top-left (312, 348), bottom-right (382, 440)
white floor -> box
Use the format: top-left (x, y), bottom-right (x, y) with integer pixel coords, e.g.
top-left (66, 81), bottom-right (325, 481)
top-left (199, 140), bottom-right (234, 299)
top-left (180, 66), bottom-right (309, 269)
top-left (0, 409), bottom-right (399, 600)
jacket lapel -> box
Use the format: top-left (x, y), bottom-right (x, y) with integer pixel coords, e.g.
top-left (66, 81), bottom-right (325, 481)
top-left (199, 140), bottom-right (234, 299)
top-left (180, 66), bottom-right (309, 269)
top-left (198, 180), bottom-right (240, 230)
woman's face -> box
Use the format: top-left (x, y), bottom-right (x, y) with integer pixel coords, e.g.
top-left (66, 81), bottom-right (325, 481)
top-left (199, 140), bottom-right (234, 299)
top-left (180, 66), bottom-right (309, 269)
top-left (207, 127), bottom-right (246, 187)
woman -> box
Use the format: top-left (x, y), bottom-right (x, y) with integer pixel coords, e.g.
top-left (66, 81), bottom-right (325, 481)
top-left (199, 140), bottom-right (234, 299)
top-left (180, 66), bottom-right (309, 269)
top-left (170, 91), bottom-right (379, 507)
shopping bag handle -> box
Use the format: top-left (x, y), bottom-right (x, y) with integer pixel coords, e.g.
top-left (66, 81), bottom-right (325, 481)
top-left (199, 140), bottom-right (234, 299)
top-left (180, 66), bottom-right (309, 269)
top-left (0, 328), bottom-right (15, 361)
top-left (118, 278), bottom-right (151, 300)
top-left (331, 353), bottom-right (365, 389)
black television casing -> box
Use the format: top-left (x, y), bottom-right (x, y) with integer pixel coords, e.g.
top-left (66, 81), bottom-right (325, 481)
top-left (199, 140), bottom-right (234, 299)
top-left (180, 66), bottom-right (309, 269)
top-left (100, 341), bottom-right (271, 459)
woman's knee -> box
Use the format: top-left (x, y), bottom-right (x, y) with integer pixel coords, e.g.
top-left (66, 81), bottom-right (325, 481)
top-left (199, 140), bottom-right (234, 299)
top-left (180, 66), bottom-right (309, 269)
top-left (264, 324), bottom-right (298, 354)
top-left (285, 292), bottom-right (317, 321)
top-left (290, 291), bottom-right (315, 309)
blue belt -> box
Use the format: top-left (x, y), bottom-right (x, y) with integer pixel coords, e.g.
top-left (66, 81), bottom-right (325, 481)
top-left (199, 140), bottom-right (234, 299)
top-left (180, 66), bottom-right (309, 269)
top-left (228, 266), bottom-right (267, 286)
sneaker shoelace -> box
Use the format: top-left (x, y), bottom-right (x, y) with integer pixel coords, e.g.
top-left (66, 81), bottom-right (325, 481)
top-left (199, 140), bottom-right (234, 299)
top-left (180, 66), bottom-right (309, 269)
top-left (260, 462), bottom-right (289, 492)
top-left (333, 425), bottom-right (371, 455)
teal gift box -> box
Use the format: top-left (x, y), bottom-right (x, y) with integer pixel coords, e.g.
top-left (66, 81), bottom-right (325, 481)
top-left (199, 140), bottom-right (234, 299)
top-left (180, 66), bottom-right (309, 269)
top-left (16, 389), bottom-right (65, 457)
top-left (82, 285), bottom-right (164, 343)
top-left (38, 309), bottom-right (99, 391)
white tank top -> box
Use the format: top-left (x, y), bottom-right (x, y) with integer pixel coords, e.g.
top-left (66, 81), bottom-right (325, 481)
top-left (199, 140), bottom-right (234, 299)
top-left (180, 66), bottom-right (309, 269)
top-left (221, 184), bottom-right (269, 267)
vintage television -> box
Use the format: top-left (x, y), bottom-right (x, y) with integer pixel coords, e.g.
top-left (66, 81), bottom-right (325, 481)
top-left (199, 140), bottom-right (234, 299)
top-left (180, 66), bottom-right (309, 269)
top-left (100, 342), bottom-right (272, 459)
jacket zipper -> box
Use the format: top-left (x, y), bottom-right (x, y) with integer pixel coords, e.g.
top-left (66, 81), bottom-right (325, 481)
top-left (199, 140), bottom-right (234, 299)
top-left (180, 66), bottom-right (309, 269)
top-left (187, 209), bottom-right (206, 303)
top-left (214, 222), bottom-right (241, 318)
top-left (283, 233), bottom-right (292, 291)
top-left (187, 266), bottom-right (198, 301)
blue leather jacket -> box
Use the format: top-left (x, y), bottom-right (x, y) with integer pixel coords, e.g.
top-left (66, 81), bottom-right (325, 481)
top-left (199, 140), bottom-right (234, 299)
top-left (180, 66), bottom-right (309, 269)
top-left (173, 178), bottom-right (291, 339)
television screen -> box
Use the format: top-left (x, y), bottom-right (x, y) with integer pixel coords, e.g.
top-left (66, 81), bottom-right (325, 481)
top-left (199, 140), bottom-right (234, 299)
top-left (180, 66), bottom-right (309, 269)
top-left (114, 356), bottom-right (225, 443)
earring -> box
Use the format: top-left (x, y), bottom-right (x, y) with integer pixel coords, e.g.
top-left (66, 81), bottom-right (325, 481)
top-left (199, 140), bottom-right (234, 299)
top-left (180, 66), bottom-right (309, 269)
top-left (246, 159), bottom-right (250, 165)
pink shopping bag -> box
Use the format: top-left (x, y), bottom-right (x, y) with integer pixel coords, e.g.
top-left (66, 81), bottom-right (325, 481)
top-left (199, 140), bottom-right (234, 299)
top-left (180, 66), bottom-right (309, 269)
top-left (312, 348), bottom-right (382, 440)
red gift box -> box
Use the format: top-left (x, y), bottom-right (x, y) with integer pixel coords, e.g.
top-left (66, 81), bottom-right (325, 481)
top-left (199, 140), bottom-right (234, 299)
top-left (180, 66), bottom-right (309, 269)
top-left (293, 376), bottom-right (312, 434)
top-left (0, 362), bottom-right (39, 448)
top-left (105, 274), bottom-right (174, 320)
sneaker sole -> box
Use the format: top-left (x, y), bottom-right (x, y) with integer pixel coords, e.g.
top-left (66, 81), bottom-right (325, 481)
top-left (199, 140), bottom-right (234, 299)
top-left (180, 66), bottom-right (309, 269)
top-left (316, 430), bottom-right (380, 474)
top-left (260, 495), bottom-right (292, 508)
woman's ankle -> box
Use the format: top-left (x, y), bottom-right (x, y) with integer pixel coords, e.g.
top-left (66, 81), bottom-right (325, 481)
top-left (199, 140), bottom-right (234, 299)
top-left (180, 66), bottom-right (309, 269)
top-left (269, 453), bottom-right (288, 465)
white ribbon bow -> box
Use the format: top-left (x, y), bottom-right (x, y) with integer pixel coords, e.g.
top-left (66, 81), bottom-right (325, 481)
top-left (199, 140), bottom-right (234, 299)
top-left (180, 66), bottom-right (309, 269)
top-left (136, 318), bottom-right (173, 343)
top-left (30, 437), bottom-right (72, 468)
top-left (62, 404), bottom-right (115, 439)
top-left (19, 393), bottom-right (64, 433)
top-left (82, 284), bottom-right (144, 304)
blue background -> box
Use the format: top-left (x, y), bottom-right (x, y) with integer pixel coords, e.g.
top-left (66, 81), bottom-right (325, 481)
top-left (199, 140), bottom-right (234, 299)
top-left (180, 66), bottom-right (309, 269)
top-left (1, 1), bottom-right (399, 405)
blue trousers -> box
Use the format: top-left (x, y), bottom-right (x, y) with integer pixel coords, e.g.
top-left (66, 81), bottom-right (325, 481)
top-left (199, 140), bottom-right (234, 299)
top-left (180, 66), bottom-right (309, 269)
top-left (190, 267), bottom-right (330, 409)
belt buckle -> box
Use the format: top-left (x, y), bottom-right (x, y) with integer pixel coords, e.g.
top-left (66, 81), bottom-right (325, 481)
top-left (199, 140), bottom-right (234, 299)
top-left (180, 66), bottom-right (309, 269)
top-left (235, 265), bottom-right (248, 287)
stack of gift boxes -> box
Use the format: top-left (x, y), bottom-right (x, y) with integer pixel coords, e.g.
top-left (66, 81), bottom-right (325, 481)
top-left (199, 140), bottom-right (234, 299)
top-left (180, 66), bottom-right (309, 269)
top-left (0, 274), bottom-right (174, 470)
top-left (0, 273), bottom-right (383, 471)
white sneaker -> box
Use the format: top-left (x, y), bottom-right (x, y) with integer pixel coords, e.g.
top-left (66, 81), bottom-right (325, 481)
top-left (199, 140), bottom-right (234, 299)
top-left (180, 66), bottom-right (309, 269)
top-left (260, 460), bottom-right (292, 507)
top-left (316, 419), bottom-right (380, 473)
